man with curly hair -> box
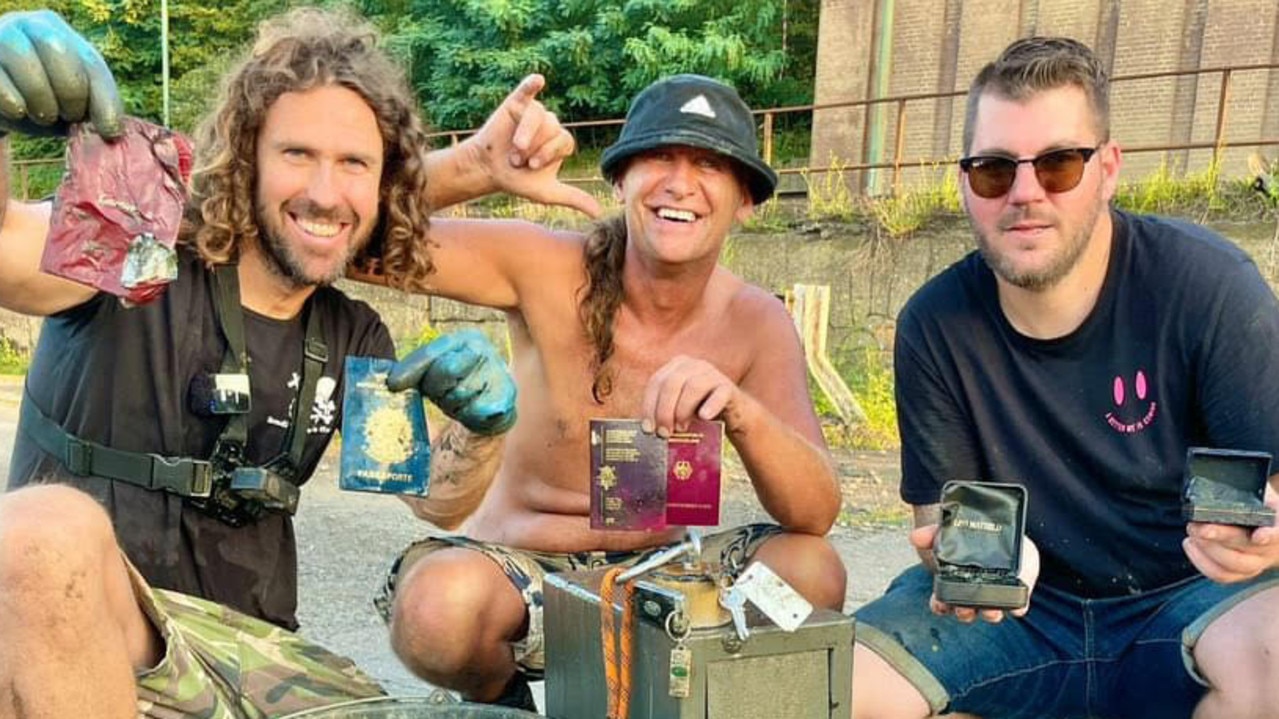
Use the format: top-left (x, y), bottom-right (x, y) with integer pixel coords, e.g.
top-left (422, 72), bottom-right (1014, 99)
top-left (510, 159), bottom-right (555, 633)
top-left (0, 8), bottom-right (589, 717)
top-left (379, 74), bottom-right (848, 709)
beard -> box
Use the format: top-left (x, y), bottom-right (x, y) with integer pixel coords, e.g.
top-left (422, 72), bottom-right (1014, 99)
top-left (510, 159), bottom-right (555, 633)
top-left (254, 197), bottom-right (370, 290)
top-left (973, 193), bottom-right (1105, 292)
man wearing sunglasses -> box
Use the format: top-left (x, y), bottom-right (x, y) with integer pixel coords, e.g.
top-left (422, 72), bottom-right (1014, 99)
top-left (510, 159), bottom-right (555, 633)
top-left (851, 37), bottom-right (1279, 718)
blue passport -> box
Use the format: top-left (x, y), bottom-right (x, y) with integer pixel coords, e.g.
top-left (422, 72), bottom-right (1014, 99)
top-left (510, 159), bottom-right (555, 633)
top-left (339, 356), bottom-right (430, 495)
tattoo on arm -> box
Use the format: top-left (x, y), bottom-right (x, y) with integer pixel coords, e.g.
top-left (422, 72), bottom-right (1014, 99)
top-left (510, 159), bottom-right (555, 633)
top-left (913, 503), bottom-right (941, 528)
top-left (431, 421), bottom-right (502, 488)
top-left (399, 421), bottom-right (504, 528)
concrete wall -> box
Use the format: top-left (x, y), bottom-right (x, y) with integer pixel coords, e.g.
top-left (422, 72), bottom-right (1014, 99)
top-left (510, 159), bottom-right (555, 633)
top-left (813, 0), bottom-right (1279, 193)
top-left (6, 218), bottom-right (1277, 371)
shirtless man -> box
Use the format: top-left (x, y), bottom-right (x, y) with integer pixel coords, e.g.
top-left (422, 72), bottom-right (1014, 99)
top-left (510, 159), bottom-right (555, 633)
top-left (377, 74), bottom-right (848, 709)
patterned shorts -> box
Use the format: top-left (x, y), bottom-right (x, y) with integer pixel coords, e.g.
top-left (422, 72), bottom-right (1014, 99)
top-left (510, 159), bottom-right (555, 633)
top-left (128, 559), bottom-right (384, 718)
top-left (375, 523), bottom-right (782, 674)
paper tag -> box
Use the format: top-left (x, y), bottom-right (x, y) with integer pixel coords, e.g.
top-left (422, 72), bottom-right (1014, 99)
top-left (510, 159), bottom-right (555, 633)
top-left (733, 562), bottom-right (813, 632)
top-left (668, 645), bottom-right (692, 698)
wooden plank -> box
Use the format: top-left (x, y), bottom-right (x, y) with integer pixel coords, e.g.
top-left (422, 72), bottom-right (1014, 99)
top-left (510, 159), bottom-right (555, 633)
top-left (791, 283), bottom-right (868, 426)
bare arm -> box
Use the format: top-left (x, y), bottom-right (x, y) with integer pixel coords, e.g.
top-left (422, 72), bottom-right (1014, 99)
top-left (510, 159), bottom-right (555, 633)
top-left (0, 188), bottom-right (96, 316)
top-left (646, 293), bottom-right (840, 535)
top-left (421, 75), bottom-right (599, 217)
top-left (728, 303), bottom-right (840, 535)
top-left (398, 421), bottom-right (505, 530)
top-left (419, 217), bottom-right (584, 310)
top-left (412, 74), bottom-right (599, 310)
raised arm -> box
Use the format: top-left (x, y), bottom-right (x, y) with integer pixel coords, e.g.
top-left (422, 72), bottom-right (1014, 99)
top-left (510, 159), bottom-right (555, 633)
top-left (0, 10), bottom-right (122, 316)
top-left (412, 75), bottom-right (598, 310)
top-left (422, 74), bottom-right (600, 217)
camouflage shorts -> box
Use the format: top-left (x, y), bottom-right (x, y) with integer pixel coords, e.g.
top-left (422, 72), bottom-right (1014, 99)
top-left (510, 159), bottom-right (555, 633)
top-left (127, 560), bottom-right (384, 718)
top-left (374, 523), bottom-right (782, 675)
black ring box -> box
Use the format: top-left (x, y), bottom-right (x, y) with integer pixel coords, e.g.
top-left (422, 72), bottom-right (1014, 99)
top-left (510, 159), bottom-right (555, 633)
top-left (933, 481), bottom-right (1030, 610)
top-left (1182, 447), bottom-right (1275, 528)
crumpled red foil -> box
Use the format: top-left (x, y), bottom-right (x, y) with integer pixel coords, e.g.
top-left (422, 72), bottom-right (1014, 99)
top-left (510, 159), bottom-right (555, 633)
top-left (42, 117), bottom-right (193, 305)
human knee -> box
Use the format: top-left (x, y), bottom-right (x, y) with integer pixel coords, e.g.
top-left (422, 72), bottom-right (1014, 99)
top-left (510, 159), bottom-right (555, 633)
top-left (753, 532), bottom-right (847, 610)
top-left (389, 552), bottom-right (519, 675)
top-left (1193, 587), bottom-right (1279, 718)
top-left (851, 643), bottom-right (932, 719)
top-left (0, 484), bottom-right (116, 589)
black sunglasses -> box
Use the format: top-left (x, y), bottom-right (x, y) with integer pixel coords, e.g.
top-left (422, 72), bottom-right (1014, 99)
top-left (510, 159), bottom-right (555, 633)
top-left (959, 145), bottom-right (1102, 199)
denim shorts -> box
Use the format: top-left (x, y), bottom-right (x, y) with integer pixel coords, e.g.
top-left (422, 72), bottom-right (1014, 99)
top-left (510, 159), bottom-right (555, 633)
top-left (854, 564), bottom-right (1279, 719)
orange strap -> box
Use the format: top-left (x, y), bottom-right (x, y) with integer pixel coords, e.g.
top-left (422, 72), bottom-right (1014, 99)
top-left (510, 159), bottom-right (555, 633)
top-left (600, 567), bottom-right (637, 719)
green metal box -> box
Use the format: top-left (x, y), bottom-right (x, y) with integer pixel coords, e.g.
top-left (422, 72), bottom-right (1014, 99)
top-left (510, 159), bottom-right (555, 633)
top-left (543, 570), bottom-right (854, 719)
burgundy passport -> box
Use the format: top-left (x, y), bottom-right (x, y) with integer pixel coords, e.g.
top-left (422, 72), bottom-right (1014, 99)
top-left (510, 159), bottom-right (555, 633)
top-left (589, 418), bottom-right (723, 530)
top-left (664, 419), bottom-right (724, 526)
top-left (590, 419), bottom-right (668, 530)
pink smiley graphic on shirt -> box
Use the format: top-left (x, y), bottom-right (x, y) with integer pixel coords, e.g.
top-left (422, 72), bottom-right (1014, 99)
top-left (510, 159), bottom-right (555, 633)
top-left (1105, 369), bottom-right (1158, 434)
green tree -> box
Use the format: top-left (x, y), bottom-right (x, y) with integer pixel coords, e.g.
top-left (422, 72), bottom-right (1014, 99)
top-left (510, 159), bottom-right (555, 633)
top-left (0, 0), bottom-right (271, 165)
top-left (1, 0), bottom-right (821, 162)
top-left (358, 0), bottom-right (819, 131)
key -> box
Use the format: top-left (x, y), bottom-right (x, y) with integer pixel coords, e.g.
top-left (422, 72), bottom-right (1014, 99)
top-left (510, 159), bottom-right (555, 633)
top-left (719, 585), bottom-right (750, 641)
top-left (614, 529), bottom-right (703, 584)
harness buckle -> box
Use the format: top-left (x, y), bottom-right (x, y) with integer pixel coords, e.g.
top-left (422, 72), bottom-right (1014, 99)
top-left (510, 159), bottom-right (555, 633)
top-left (304, 337), bottom-right (329, 363)
top-left (150, 456), bottom-right (213, 498)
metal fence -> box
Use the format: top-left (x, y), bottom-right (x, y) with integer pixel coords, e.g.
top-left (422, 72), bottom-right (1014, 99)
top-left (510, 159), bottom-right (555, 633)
top-left (12, 60), bottom-right (1279, 200)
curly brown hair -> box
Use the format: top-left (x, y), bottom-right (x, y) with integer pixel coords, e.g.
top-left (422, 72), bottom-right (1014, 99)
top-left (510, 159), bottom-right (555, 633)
top-left (578, 214), bottom-right (628, 403)
top-left (183, 6), bottom-right (435, 289)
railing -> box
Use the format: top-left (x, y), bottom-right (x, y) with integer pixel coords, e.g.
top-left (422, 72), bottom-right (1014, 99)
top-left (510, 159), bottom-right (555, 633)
top-left (11, 61), bottom-right (1279, 200)
top-left (773, 62), bottom-right (1279, 193)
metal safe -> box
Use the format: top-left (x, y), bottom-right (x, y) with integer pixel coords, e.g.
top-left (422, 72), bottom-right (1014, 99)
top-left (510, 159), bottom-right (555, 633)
top-left (543, 569), bottom-right (854, 719)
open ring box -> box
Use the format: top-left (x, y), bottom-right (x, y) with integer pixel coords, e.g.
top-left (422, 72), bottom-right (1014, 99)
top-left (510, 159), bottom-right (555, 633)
top-left (933, 481), bottom-right (1030, 611)
top-left (1182, 448), bottom-right (1275, 528)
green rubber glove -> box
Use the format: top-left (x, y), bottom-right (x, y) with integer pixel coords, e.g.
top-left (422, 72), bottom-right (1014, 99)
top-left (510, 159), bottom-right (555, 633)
top-left (0, 10), bottom-right (123, 138)
top-left (387, 329), bottom-right (518, 436)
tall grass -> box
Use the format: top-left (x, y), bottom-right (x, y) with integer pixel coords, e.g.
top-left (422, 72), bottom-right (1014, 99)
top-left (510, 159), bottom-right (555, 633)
top-left (818, 344), bottom-right (898, 451)
top-left (802, 156), bottom-right (857, 220)
top-left (870, 166), bottom-right (961, 238)
top-left (1114, 156), bottom-right (1223, 217)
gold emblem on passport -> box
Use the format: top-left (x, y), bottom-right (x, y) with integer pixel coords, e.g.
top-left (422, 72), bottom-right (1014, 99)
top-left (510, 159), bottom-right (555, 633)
top-left (363, 404), bottom-right (415, 464)
top-left (598, 465), bottom-right (618, 491)
top-left (672, 460), bottom-right (693, 481)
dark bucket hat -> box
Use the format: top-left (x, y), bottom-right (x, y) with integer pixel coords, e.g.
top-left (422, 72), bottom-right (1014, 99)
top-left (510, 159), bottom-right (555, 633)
top-left (600, 74), bottom-right (778, 204)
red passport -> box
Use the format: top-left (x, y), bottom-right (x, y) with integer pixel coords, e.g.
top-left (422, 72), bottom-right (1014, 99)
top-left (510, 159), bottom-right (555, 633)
top-left (589, 418), bottom-right (723, 530)
top-left (664, 420), bottom-right (724, 526)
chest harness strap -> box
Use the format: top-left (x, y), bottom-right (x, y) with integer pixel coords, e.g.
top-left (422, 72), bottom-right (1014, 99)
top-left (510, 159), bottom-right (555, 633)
top-left (21, 263), bottom-right (329, 526)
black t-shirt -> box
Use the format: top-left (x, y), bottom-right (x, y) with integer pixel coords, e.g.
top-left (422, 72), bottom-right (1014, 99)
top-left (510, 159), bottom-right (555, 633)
top-left (8, 247), bottom-right (394, 628)
top-left (895, 210), bottom-right (1279, 597)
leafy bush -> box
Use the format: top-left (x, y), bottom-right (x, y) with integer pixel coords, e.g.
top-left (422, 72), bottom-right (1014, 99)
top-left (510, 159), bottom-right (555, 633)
top-left (361, 0), bottom-right (819, 129)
